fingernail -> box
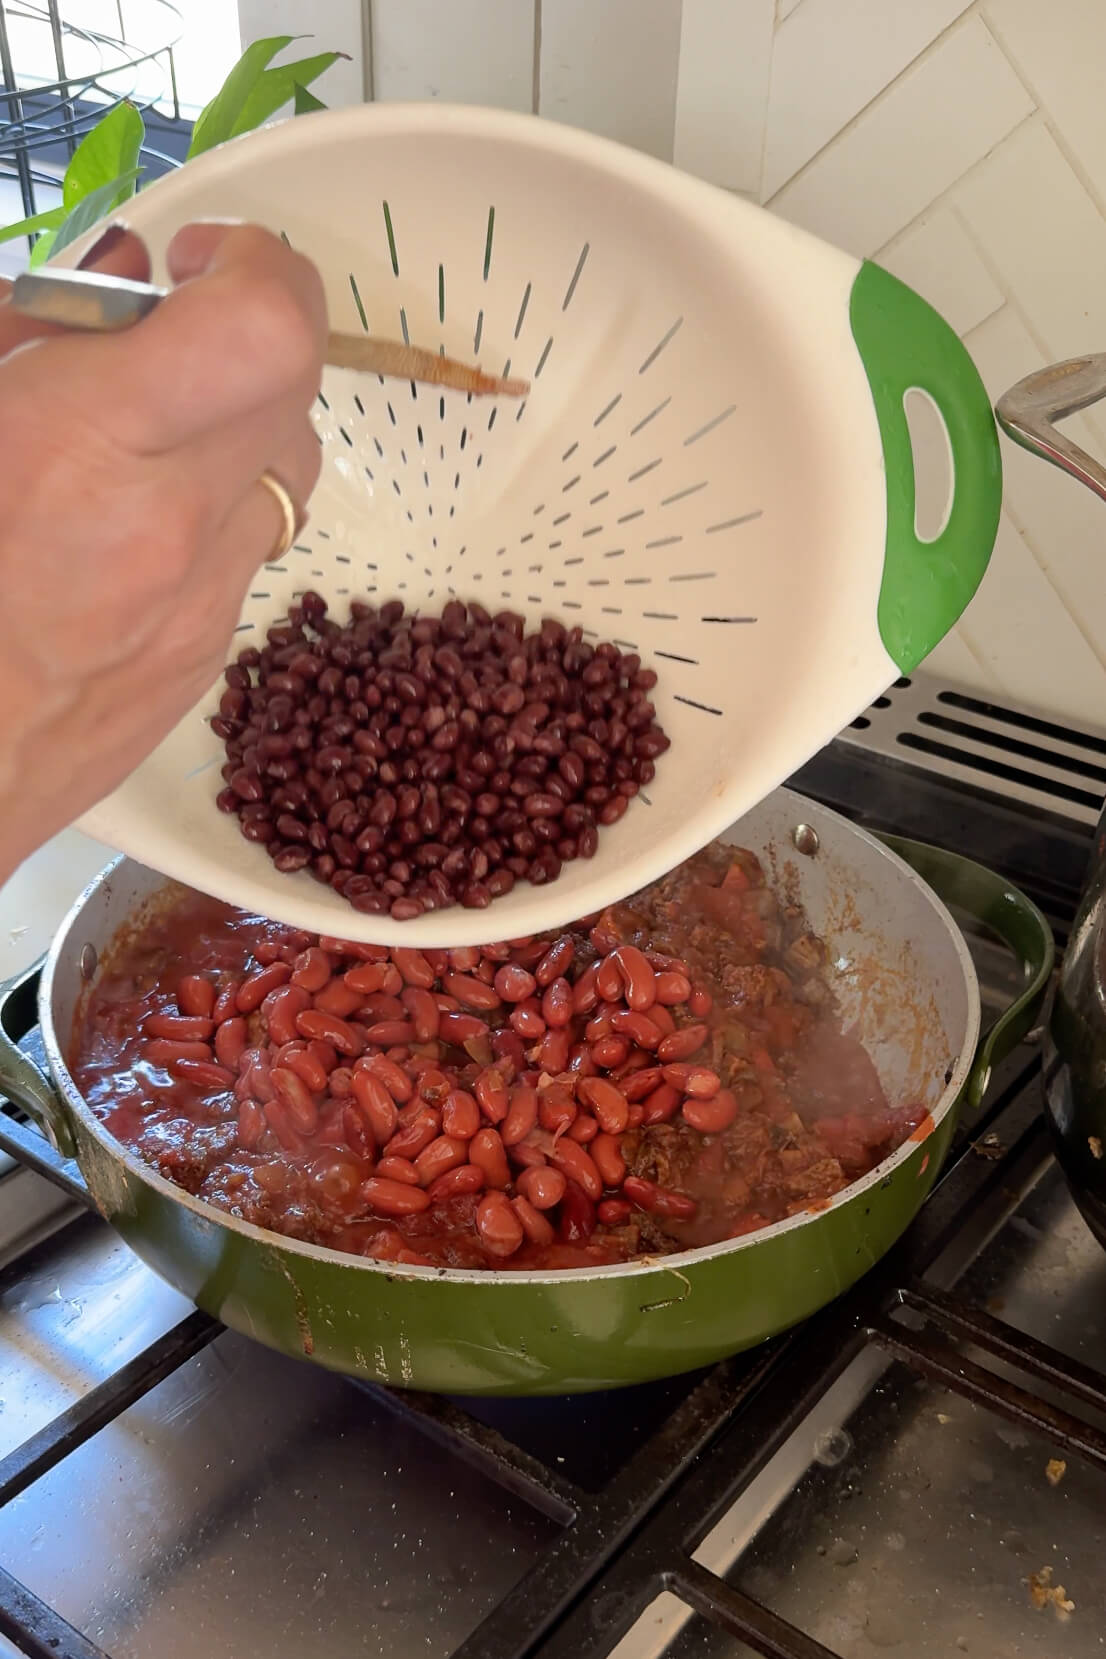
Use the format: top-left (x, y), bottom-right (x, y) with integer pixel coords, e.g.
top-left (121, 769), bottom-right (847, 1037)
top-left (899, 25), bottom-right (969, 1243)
top-left (77, 222), bottom-right (128, 270)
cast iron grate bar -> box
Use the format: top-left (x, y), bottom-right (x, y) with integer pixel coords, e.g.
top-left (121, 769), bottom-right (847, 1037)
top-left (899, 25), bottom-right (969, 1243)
top-left (671, 1557), bottom-right (839, 1659)
top-left (448, 1343), bottom-right (786, 1659)
top-left (361, 1383), bottom-right (579, 1523)
top-left (868, 1309), bottom-right (1106, 1470)
top-left (0, 1308), bottom-right (219, 1507)
top-left (0, 1565), bottom-right (109, 1659)
top-left (897, 1280), bottom-right (1106, 1412)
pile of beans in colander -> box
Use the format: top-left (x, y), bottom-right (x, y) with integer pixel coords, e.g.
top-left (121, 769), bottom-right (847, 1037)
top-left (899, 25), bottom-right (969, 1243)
top-left (142, 924), bottom-right (731, 1264)
top-left (212, 594), bottom-right (670, 920)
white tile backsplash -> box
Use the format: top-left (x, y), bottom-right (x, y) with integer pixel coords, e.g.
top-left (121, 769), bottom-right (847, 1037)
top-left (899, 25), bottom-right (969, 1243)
top-left (352, 0), bottom-right (1106, 731)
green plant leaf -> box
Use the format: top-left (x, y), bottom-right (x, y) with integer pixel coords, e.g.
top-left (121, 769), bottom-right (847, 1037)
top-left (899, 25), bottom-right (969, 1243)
top-left (49, 169), bottom-right (142, 261)
top-left (28, 228), bottom-right (58, 268)
top-left (187, 35), bottom-right (295, 159)
top-left (0, 206), bottom-right (63, 246)
top-left (292, 82), bottom-right (327, 115)
top-left (231, 51), bottom-right (344, 135)
top-left (63, 100), bottom-right (144, 212)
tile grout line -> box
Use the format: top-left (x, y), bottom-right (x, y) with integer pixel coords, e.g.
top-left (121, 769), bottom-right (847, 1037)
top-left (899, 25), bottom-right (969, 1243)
top-left (981, 1), bottom-right (1106, 226)
top-left (763, 6), bottom-right (987, 208)
top-left (994, 495), bottom-right (1106, 682)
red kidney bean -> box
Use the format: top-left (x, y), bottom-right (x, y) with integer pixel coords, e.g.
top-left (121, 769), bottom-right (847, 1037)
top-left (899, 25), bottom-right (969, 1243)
top-left (286, 1046), bottom-right (328, 1094)
top-left (567, 1042), bottom-right (598, 1079)
top-left (646, 1005), bottom-right (674, 1037)
top-left (329, 1066), bottom-right (354, 1099)
top-left (610, 1010), bottom-right (662, 1049)
top-left (595, 954), bottom-right (623, 1002)
top-left (597, 1198), bottom-right (632, 1226)
top-left (362, 1177), bottom-right (431, 1216)
top-left (567, 1112), bottom-right (599, 1144)
top-left (374, 1156), bottom-right (421, 1185)
top-left (307, 1038), bottom-right (339, 1075)
top-left (622, 1065), bottom-right (663, 1102)
top-left (237, 961), bottom-right (292, 1013)
top-left (214, 1016), bottom-right (249, 1071)
top-left (585, 1011), bottom-right (613, 1043)
top-left (443, 974), bottom-right (502, 1012)
top-left (343, 961), bottom-right (389, 995)
top-left (623, 1175), bottom-right (698, 1219)
top-left (415, 1134), bottom-right (468, 1186)
top-left (641, 1082), bottom-right (682, 1125)
top-left (613, 945), bottom-right (656, 1011)
top-left (434, 1088), bottom-right (474, 1139)
top-left (449, 946), bottom-right (481, 972)
top-left (439, 1010), bottom-right (490, 1045)
top-left (688, 987), bottom-right (713, 1018)
top-left (238, 1048), bottom-right (275, 1103)
top-left (661, 1063), bottom-right (721, 1098)
top-left (591, 1132), bottom-right (626, 1188)
top-left (509, 1000), bottom-right (546, 1039)
top-left (393, 947), bottom-right (435, 989)
top-left (237, 1099), bottom-right (266, 1151)
top-left (577, 1076), bottom-right (629, 1135)
top-left (501, 1085), bottom-right (538, 1146)
top-left (400, 986), bottom-right (440, 1042)
top-left (571, 963), bottom-right (601, 1015)
top-left (654, 971), bottom-right (692, 1006)
top-left (508, 1138), bottom-right (548, 1169)
top-left (475, 1066), bottom-right (509, 1124)
top-left (360, 993), bottom-right (406, 1024)
top-left (548, 1139), bottom-right (602, 1201)
top-left (469, 1127), bottom-right (511, 1189)
top-left (535, 935), bottom-right (575, 987)
top-left (143, 1012), bottom-right (215, 1042)
top-left (364, 1054), bottom-right (415, 1104)
top-left (511, 1195), bottom-right (555, 1247)
top-left (144, 1037), bottom-right (213, 1068)
top-left (538, 1083), bottom-right (576, 1135)
top-left (494, 963), bottom-right (537, 1003)
top-left (295, 1009), bottom-right (363, 1056)
top-left (212, 980), bottom-right (241, 1023)
top-left (540, 977), bottom-right (572, 1028)
top-left (170, 1057), bottom-right (235, 1090)
top-left (342, 1102), bottom-right (375, 1161)
top-left (538, 1027), bottom-right (572, 1073)
top-left (657, 1023), bottom-right (710, 1063)
top-left (363, 1020), bottom-right (416, 1047)
top-left (271, 1067), bottom-right (319, 1133)
top-left (558, 1180), bottom-right (596, 1243)
top-left (427, 1163), bottom-right (486, 1202)
top-left (384, 1108), bottom-right (441, 1161)
top-left (589, 1035), bottom-right (630, 1070)
top-left (351, 1068), bottom-right (399, 1142)
top-left (291, 948), bottom-right (332, 993)
top-left (517, 1165), bottom-right (566, 1210)
top-left (682, 1090), bottom-right (739, 1134)
top-left (263, 984), bottom-right (311, 1047)
top-left (264, 1099), bottom-right (305, 1153)
top-left (476, 1192), bottom-right (524, 1258)
top-left (312, 980), bottom-right (363, 1019)
top-left (177, 975), bottom-right (215, 1018)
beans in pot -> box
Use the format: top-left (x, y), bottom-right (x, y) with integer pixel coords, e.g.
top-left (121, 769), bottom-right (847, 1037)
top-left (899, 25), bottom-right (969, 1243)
top-left (70, 841), bottom-right (930, 1270)
top-left (213, 594), bottom-right (670, 920)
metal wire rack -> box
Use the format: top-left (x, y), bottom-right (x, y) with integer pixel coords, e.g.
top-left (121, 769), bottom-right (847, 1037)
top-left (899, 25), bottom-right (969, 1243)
top-left (0, 0), bottom-right (186, 239)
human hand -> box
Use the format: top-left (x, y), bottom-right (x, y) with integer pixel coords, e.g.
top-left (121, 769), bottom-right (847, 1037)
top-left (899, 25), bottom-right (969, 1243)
top-left (0, 220), bottom-right (326, 883)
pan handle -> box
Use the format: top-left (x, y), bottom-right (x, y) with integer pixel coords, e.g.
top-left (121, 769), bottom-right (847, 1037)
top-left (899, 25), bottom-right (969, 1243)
top-left (0, 962), bottom-right (80, 1163)
top-left (880, 835), bottom-right (1054, 1108)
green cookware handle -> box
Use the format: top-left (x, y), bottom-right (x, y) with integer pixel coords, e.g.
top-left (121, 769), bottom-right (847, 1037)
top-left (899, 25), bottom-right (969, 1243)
top-left (0, 961), bottom-right (78, 1160)
top-left (880, 834), bottom-right (1054, 1107)
top-left (850, 261), bottom-right (1002, 674)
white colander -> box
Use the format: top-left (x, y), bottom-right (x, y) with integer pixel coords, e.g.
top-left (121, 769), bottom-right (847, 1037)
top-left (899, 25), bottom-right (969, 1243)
top-left (68, 104), bottom-right (1001, 945)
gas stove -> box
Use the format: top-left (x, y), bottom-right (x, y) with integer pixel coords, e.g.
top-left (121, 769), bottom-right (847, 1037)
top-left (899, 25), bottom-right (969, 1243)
top-left (0, 672), bottom-right (1103, 1659)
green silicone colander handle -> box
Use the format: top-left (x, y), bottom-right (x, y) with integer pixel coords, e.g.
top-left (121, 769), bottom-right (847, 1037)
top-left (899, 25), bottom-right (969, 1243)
top-left (849, 261), bottom-right (1002, 674)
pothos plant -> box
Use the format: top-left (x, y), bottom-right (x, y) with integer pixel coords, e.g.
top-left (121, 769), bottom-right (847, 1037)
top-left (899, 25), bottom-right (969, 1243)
top-left (0, 35), bottom-right (343, 267)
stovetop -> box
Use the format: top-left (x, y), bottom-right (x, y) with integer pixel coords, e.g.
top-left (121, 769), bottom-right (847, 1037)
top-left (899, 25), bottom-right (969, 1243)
top-left (0, 673), bottom-right (1103, 1659)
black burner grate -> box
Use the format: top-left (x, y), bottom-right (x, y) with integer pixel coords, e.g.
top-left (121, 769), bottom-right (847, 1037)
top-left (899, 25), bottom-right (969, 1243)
top-left (0, 735), bottom-right (1089, 1659)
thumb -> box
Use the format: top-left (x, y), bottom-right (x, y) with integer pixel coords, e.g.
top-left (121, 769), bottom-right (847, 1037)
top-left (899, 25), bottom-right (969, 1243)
top-left (0, 223), bottom-right (151, 360)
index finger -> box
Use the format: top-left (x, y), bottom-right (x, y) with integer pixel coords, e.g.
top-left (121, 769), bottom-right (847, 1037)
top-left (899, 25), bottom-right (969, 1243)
top-left (61, 223), bottom-right (328, 456)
